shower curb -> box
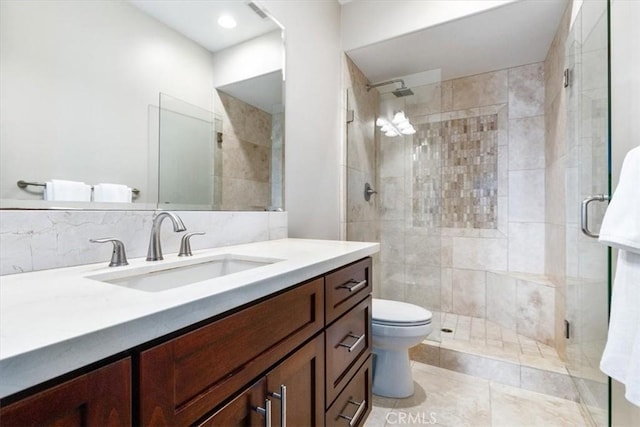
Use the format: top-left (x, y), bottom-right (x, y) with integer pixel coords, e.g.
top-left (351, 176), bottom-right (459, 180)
top-left (410, 340), bottom-right (581, 402)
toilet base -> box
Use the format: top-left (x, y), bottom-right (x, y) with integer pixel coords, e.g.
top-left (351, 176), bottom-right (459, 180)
top-left (372, 348), bottom-right (414, 398)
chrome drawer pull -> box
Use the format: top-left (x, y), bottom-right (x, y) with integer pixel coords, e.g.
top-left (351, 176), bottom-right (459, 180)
top-left (338, 333), bottom-right (366, 352)
top-left (255, 399), bottom-right (272, 427)
top-left (338, 399), bottom-right (367, 427)
top-left (338, 279), bottom-right (367, 293)
top-left (269, 384), bottom-right (286, 427)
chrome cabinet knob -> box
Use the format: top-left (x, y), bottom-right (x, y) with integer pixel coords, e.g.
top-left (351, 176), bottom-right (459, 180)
top-left (90, 238), bottom-right (128, 267)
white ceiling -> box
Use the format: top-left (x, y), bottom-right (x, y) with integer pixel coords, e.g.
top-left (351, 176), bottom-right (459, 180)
top-left (130, 0), bottom-right (568, 107)
top-left (346, 0), bottom-right (569, 84)
top-left (129, 0), bottom-right (279, 53)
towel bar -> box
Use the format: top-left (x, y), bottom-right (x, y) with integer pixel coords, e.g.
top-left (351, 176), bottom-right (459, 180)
top-left (17, 180), bottom-right (140, 197)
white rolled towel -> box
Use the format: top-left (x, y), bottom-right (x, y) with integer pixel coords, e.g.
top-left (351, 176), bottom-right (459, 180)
top-left (93, 183), bottom-right (132, 203)
top-left (47, 179), bottom-right (92, 202)
top-left (44, 182), bottom-right (53, 201)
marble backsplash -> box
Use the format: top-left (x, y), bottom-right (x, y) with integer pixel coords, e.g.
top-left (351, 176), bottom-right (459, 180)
top-left (0, 210), bottom-right (287, 276)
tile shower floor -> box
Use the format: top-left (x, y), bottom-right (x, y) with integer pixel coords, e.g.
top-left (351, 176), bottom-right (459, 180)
top-left (425, 312), bottom-right (568, 374)
top-left (365, 313), bottom-right (594, 426)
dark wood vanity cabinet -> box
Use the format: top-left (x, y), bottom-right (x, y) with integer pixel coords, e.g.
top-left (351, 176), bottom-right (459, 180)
top-left (325, 296), bottom-right (372, 406)
top-left (325, 356), bottom-right (373, 427)
top-left (0, 358), bottom-right (131, 427)
top-left (139, 277), bottom-right (325, 426)
top-left (199, 335), bottom-right (324, 427)
top-left (139, 258), bottom-right (372, 426)
top-left (324, 257), bottom-right (373, 427)
top-left (198, 378), bottom-right (267, 427)
top-left (1, 256), bottom-right (374, 427)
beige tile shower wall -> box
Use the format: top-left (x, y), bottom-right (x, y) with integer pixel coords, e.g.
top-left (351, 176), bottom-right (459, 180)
top-left (544, 2), bottom-right (571, 358)
top-left (444, 67), bottom-right (544, 297)
top-left (487, 272), bottom-right (556, 345)
top-left (214, 91), bottom-right (272, 210)
top-left (344, 55), bottom-right (380, 292)
top-left (377, 63), bottom-right (549, 340)
top-left (506, 63), bottom-right (546, 276)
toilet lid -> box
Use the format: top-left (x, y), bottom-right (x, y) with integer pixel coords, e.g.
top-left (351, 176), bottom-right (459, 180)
top-left (372, 298), bottom-right (432, 326)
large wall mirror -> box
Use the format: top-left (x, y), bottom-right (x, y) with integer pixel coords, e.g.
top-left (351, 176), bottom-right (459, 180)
top-left (0, 0), bottom-right (285, 211)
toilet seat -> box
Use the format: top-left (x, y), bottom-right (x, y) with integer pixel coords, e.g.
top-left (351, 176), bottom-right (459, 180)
top-left (372, 299), bottom-right (432, 327)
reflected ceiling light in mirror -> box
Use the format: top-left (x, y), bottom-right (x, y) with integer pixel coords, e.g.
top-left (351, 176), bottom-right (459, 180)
top-left (376, 111), bottom-right (416, 137)
top-left (217, 14), bottom-right (237, 29)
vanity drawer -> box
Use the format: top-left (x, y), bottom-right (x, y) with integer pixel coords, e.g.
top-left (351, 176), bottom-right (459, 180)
top-left (325, 296), bottom-right (372, 407)
top-left (325, 257), bottom-right (372, 324)
top-left (139, 278), bottom-right (324, 426)
top-left (325, 355), bottom-right (372, 427)
top-left (0, 358), bottom-right (131, 427)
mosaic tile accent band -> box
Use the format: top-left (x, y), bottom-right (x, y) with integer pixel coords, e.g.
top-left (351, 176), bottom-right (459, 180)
top-left (413, 114), bottom-right (498, 229)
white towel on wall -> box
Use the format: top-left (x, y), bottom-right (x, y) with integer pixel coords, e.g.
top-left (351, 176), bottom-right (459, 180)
top-left (93, 183), bottom-right (132, 203)
top-left (599, 145), bottom-right (640, 407)
top-left (46, 179), bottom-right (92, 202)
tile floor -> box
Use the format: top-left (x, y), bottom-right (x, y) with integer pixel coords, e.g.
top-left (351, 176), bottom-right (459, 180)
top-left (364, 312), bottom-right (604, 426)
top-left (365, 361), bottom-right (588, 427)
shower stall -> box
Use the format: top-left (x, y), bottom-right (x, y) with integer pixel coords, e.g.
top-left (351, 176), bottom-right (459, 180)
top-left (344, 0), bottom-right (612, 424)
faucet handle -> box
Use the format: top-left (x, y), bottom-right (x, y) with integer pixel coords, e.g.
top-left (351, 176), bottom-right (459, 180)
top-left (178, 232), bottom-right (205, 257)
top-left (90, 238), bottom-right (129, 267)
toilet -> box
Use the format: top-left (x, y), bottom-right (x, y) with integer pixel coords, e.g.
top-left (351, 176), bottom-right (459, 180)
top-left (371, 298), bottom-right (433, 398)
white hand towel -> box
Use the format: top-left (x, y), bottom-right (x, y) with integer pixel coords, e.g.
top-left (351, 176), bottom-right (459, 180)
top-left (44, 181), bottom-right (53, 201)
top-left (599, 145), bottom-right (640, 253)
top-left (599, 145), bottom-right (640, 407)
top-left (93, 183), bottom-right (132, 203)
top-left (48, 179), bottom-right (92, 202)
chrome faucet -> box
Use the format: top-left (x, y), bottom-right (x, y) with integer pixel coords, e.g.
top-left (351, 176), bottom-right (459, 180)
top-left (146, 211), bottom-right (187, 261)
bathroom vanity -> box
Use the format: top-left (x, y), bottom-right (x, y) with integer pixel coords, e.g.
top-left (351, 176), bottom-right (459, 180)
top-left (0, 239), bottom-right (377, 426)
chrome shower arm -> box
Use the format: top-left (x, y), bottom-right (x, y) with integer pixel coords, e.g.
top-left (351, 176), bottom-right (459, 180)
top-left (366, 79), bottom-right (407, 91)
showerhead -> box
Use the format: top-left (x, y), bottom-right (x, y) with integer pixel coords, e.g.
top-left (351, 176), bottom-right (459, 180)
top-left (392, 86), bottom-right (414, 97)
top-left (366, 79), bottom-right (414, 97)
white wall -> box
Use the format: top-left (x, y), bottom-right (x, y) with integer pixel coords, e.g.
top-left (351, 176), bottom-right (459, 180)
top-left (341, 0), bottom-right (516, 51)
top-left (0, 0), bottom-right (215, 203)
top-left (262, 1), bottom-right (343, 239)
top-left (212, 30), bottom-right (283, 88)
top-left (611, 0), bottom-right (640, 423)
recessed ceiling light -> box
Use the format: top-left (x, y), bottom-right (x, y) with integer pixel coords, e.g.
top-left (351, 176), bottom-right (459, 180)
top-left (217, 15), bottom-right (237, 29)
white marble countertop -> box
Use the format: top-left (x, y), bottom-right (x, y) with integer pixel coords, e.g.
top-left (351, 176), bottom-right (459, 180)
top-left (0, 238), bottom-right (379, 399)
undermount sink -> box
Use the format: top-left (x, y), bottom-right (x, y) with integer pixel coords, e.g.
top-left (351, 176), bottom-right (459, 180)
top-left (87, 254), bottom-right (281, 292)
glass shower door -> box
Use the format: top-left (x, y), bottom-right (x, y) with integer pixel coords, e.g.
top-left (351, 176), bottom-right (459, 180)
top-left (565, 1), bottom-right (610, 425)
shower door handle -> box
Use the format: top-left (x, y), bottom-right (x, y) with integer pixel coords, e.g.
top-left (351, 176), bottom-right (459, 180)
top-left (581, 194), bottom-right (609, 238)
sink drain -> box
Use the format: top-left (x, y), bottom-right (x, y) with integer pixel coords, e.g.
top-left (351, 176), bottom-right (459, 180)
top-left (441, 328), bottom-right (454, 333)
